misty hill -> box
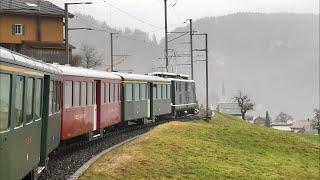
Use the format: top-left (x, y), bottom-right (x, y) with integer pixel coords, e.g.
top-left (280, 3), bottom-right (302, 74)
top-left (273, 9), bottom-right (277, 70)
top-left (69, 13), bottom-right (161, 73)
top-left (166, 13), bottom-right (319, 119)
top-left (69, 12), bottom-right (319, 119)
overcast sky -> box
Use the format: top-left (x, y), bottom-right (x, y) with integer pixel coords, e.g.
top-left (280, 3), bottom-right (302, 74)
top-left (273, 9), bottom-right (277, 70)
top-left (50, 0), bottom-right (319, 39)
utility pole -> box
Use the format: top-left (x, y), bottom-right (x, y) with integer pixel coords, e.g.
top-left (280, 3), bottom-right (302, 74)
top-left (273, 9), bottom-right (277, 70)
top-left (164, 0), bottom-right (169, 72)
top-left (193, 33), bottom-right (209, 120)
top-left (187, 19), bottom-right (194, 79)
top-left (64, 2), bottom-right (92, 65)
top-left (110, 32), bottom-right (119, 72)
top-left (64, 4), bottom-right (69, 64)
top-left (205, 33), bottom-right (209, 120)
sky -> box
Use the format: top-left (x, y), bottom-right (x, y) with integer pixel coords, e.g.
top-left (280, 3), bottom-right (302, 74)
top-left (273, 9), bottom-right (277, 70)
top-left (50, 0), bottom-right (319, 39)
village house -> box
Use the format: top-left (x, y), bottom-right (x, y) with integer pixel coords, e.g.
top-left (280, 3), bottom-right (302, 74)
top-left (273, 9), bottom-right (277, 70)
top-left (253, 116), bottom-right (265, 126)
top-left (0, 0), bottom-right (74, 64)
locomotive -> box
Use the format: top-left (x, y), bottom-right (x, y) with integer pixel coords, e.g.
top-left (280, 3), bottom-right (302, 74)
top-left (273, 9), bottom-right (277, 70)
top-left (0, 47), bottom-right (197, 179)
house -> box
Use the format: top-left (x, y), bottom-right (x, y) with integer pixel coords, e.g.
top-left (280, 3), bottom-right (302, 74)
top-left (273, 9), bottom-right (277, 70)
top-left (0, 0), bottom-right (74, 64)
top-left (217, 102), bottom-right (242, 118)
top-left (253, 116), bottom-right (265, 125)
top-left (290, 119), bottom-right (317, 134)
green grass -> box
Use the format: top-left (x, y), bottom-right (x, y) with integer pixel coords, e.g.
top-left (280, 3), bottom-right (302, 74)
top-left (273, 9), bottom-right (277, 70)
top-left (80, 112), bottom-right (320, 180)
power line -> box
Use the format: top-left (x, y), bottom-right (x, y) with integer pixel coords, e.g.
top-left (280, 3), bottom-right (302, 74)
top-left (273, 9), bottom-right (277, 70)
top-left (101, 0), bottom-right (162, 29)
top-left (168, 32), bottom-right (188, 43)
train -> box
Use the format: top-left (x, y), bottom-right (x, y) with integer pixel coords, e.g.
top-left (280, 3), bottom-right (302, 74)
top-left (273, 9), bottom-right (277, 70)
top-left (0, 47), bottom-right (198, 179)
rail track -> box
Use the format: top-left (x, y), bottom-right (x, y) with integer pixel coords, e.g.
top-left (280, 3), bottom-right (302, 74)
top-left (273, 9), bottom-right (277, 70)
top-left (39, 114), bottom-right (200, 180)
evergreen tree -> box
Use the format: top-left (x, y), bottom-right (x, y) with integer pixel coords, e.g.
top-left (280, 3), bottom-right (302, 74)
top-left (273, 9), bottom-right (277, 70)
top-left (265, 111), bottom-right (271, 127)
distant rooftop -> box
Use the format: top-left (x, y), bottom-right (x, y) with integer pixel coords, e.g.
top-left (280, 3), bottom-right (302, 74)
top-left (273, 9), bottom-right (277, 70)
top-left (0, 0), bottom-right (73, 17)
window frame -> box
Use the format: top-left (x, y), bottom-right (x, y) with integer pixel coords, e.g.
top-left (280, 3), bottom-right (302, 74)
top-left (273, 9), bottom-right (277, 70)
top-left (0, 73), bottom-right (12, 132)
top-left (34, 78), bottom-right (42, 121)
top-left (64, 81), bottom-right (73, 108)
top-left (14, 24), bottom-right (23, 35)
top-left (26, 77), bottom-right (35, 124)
top-left (14, 75), bottom-right (24, 128)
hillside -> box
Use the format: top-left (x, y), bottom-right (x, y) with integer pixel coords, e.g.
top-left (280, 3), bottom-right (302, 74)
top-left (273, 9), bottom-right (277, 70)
top-left (80, 113), bottom-right (320, 179)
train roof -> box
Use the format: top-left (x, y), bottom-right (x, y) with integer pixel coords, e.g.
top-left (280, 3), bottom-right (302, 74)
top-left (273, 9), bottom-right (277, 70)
top-left (148, 72), bottom-right (190, 80)
top-left (0, 47), bottom-right (61, 75)
top-left (51, 64), bottom-right (121, 80)
top-left (167, 78), bottom-right (195, 83)
top-left (112, 72), bottom-right (171, 83)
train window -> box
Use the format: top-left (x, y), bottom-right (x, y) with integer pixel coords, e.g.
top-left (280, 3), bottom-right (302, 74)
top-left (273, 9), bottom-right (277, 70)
top-left (140, 84), bottom-right (146, 100)
top-left (15, 76), bottom-right (24, 127)
top-left (74, 82), bottom-right (80, 106)
top-left (146, 84), bottom-right (150, 100)
top-left (87, 82), bottom-right (93, 105)
top-left (185, 83), bottom-right (188, 91)
top-left (162, 84), bottom-right (166, 99)
top-left (134, 84), bottom-right (139, 101)
top-left (34, 79), bottom-right (42, 120)
top-left (101, 83), bottom-right (105, 104)
top-left (178, 82), bottom-right (182, 92)
top-left (26, 78), bottom-right (34, 123)
top-left (0, 73), bottom-right (11, 131)
top-left (153, 85), bottom-right (156, 100)
top-left (81, 82), bottom-right (87, 106)
top-left (167, 84), bottom-right (171, 99)
top-left (52, 81), bottom-right (57, 113)
top-left (64, 81), bottom-right (72, 108)
top-left (49, 81), bottom-right (53, 114)
top-left (118, 84), bottom-right (121, 101)
top-left (92, 82), bottom-right (96, 104)
top-left (56, 81), bottom-right (61, 111)
top-left (105, 83), bottom-right (110, 103)
top-left (115, 83), bottom-right (119, 102)
top-left (157, 84), bottom-right (161, 99)
top-left (125, 84), bottom-right (132, 101)
top-left (54, 81), bottom-right (59, 112)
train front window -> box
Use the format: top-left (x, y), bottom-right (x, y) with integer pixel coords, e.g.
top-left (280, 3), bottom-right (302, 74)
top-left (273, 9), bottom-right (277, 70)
top-left (0, 73), bottom-right (11, 131)
top-left (34, 79), bottom-right (42, 119)
top-left (64, 81), bottom-right (72, 108)
top-left (15, 76), bottom-right (24, 127)
top-left (26, 78), bottom-right (34, 123)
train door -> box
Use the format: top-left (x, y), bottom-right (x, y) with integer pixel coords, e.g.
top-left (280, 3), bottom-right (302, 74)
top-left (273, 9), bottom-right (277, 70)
top-left (93, 81), bottom-right (98, 131)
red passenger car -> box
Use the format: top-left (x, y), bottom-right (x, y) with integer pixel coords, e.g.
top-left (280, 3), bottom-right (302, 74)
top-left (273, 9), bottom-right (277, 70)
top-left (52, 64), bottom-right (121, 140)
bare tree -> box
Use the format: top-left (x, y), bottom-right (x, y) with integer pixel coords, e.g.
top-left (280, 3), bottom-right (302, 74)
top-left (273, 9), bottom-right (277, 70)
top-left (274, 112), bottom-right (293, 124)
top-left (233, 91), bottom-right (254, 120)
top-left (312, 109), bottom-right (320, 134)
top-left (80, 44), bottom-right (102, 69)
top-left (70, 54), bottom-right (82, 67)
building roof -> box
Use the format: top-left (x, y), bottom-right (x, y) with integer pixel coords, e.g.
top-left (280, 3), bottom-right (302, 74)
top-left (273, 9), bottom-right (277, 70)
top-left (0, 46), bottom-right (61, 75)
top-left (0, 0), bottom-right (74, 17)
top-left (22, 40), bottom-right (75, 49)
top-left (290, 120), bottom-right (311, 129)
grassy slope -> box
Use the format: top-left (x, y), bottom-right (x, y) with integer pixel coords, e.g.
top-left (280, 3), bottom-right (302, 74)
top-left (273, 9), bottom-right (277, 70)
top-left (80, 113), bottom-right (320, 180)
